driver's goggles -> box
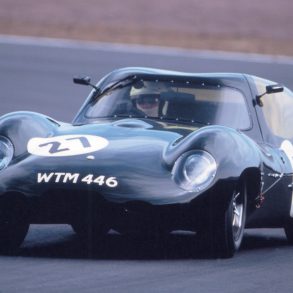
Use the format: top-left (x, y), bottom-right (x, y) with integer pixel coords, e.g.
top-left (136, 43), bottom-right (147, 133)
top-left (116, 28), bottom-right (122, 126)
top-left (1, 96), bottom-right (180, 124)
top-left (136, 96), bottom-right (159, 105)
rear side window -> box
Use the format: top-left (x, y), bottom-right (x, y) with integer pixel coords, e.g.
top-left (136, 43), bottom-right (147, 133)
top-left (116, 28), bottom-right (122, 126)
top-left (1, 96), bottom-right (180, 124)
top-left (253, 76), bottom-right (293, 139)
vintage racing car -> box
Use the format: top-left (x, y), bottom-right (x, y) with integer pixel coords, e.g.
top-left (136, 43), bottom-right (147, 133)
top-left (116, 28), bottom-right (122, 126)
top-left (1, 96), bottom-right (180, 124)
top-left (1, 67), bottom-right (293, 258)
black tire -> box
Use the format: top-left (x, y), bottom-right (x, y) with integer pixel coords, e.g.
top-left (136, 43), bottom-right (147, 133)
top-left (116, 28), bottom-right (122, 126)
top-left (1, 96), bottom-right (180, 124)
top-left (204, 181), bottom-right (247, 258)
top-left (0, 198), bottom-right (29, 254)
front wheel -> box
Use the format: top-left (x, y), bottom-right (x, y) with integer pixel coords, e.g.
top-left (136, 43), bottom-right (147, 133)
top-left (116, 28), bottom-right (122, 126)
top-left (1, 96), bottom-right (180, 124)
top-left (0, 198), bottom-right (29, 254)
top-left (204, 181), bottom-right (247, 258)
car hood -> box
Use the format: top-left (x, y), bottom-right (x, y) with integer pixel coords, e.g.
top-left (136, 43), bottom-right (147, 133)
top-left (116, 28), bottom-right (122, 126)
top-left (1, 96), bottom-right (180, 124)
top-left (0, 118), bottom-right (204, 204)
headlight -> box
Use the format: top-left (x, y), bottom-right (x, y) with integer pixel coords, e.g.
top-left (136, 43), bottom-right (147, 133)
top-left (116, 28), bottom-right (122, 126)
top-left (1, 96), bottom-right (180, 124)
top-left (172, 150), bottom-right (217, 192)
top-left (0, 136), bottom-right (14, 171)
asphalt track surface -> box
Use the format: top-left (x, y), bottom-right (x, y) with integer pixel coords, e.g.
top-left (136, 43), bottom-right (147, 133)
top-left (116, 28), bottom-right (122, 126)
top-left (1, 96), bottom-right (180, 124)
top-left (1, 36), bottom-right (293, 293)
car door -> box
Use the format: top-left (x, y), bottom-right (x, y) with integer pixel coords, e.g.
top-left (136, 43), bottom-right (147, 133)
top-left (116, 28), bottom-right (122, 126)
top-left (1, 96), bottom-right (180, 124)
top-left (248, 75), bottom-right (293, 225)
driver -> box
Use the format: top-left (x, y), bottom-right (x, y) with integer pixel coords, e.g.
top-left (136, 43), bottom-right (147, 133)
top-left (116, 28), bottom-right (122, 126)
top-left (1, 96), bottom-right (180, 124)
top-left (135, 94), bottom-right (160, 117)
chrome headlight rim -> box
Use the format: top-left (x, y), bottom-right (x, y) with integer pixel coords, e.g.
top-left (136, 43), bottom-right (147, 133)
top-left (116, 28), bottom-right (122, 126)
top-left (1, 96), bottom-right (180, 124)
top-left (0, 136), bottom-right (14, 171)
top-left (172, 150), bottom-right (217, 192)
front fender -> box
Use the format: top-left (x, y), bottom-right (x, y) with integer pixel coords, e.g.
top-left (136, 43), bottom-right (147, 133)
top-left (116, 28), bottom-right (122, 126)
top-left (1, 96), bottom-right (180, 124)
top-left (163, 125), bottom-right (262, 181)
top-left (0, 111), bottom-right (59, 157)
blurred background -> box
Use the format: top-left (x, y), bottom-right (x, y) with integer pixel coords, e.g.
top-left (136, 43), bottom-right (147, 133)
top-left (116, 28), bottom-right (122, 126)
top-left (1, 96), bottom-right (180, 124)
top-left (1, 0), bottom-right (293, 121)
top-left (1, 2), bottom-right (293, 292)
top-left (0, 0), bottom-right (292, 56)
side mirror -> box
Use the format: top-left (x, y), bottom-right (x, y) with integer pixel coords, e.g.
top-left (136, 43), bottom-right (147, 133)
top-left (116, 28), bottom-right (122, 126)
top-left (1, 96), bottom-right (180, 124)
top-left (73, 76), bottom-right (99, 91)
top-left (256, 84), bottom-right (284, 106)
top-left (73, 76), bottom-right (92, 86)
top-left (266, 84), bottom-right (284, 94)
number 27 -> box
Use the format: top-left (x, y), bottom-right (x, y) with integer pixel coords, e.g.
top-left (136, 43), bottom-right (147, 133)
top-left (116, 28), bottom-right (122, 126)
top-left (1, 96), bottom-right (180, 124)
top-left (39, 137), bottom-right (91, 154)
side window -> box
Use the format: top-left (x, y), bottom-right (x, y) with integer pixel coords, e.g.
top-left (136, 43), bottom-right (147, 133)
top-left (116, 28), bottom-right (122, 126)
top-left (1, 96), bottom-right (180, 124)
top-left (253, 77), bottom-right (293, 139)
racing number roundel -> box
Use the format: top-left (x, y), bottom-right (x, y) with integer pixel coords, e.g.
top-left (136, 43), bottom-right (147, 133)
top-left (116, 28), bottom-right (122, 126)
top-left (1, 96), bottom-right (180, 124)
top-left (280, 140), bottom-right (293, 170)
top-left (27, 134), bottom-right (109, 157)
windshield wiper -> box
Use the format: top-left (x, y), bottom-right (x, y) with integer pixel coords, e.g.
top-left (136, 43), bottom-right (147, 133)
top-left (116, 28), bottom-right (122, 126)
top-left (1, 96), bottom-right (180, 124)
top-left (144, 116), bottom-right (209, 125)
top-left (100, 76), bottom-right (137, 95)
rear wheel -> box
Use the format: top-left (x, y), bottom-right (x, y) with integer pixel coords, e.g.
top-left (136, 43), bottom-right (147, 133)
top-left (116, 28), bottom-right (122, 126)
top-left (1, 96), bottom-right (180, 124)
top-left (204, 181), bottom-right (247, 258)
top-left (0, 198), bottom-right (29, 254)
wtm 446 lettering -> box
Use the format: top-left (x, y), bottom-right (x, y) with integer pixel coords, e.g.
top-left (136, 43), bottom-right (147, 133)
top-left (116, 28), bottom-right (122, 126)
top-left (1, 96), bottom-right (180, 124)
top-left (37, 172), bottom-right (118, 187)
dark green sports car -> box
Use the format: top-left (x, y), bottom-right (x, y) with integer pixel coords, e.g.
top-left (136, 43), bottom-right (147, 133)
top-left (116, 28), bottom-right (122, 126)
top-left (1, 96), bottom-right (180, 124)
top-left (1, 67), bottom-right (293, 258)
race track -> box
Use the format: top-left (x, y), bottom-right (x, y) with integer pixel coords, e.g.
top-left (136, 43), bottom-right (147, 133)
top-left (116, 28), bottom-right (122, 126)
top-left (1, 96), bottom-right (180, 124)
top-left (1, 36), bottom-right (293, 293)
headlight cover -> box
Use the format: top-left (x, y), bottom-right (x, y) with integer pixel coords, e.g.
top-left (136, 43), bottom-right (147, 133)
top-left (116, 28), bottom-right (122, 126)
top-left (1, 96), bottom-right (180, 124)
top-left (0, 136), bottom-right (14, 171)
top-left (172, 150), bottom-right (217, 192)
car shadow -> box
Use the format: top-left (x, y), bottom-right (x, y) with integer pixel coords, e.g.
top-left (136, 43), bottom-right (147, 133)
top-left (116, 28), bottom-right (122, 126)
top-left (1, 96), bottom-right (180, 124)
top-left (241, 228), bottom-right (288, 250)
top-left (17, 225), bottom-right (289, 260)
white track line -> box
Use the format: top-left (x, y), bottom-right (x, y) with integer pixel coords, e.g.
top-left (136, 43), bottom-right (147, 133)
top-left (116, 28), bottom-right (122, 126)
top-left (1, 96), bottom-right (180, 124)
top-left (0, 34), bottom-right (293, 65)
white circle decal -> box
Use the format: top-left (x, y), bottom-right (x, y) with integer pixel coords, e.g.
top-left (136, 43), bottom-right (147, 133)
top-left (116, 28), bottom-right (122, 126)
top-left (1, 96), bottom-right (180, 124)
top-left (280, 140), bottom-right (293, 169)
top-left (27, 134), bottom-right (109, 157)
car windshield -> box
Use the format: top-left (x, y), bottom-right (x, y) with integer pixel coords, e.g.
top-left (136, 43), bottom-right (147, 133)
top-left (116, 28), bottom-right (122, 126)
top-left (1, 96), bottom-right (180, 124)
top-left (84, 79), bottom-right (250, 129)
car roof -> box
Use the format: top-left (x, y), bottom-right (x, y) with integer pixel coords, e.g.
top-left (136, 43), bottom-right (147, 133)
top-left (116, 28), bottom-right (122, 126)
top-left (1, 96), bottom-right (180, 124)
top-left (96, 67), bottom-right (248, 92)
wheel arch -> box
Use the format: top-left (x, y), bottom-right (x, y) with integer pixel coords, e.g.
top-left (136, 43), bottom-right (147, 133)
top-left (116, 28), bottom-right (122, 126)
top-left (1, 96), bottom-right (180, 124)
top-left (0, 111), bottom-right (59, 156)
top-left (239, 167), bottom-right (262, 214)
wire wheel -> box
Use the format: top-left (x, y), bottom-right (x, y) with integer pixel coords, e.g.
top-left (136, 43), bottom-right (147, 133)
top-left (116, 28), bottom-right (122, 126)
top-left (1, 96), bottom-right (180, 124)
top-left (203, 180), bottom-right (247, 258)
top-left (232, 191), bottom-right (245, 243)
